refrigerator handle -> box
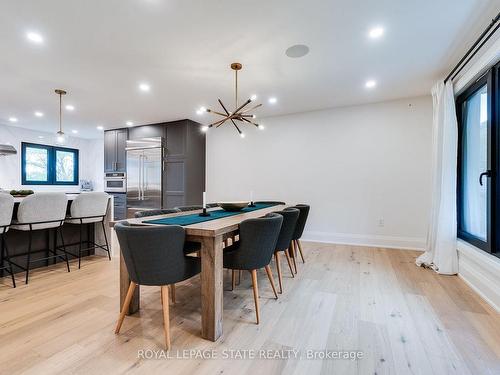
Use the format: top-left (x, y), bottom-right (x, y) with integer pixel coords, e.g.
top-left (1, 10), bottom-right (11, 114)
top-left (140, 154), bottom-right (144, 201)
top-left (139, 154), bottom-right (143, 201)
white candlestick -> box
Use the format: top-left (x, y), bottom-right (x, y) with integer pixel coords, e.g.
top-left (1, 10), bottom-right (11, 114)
top-left (203, 191), bottom-right (206, 209)
top-left (250, 190), bottom-right (253, 202)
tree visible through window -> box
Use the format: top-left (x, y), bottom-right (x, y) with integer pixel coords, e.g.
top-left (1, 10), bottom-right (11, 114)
top-left (21, 142), bottom-right (79, 185)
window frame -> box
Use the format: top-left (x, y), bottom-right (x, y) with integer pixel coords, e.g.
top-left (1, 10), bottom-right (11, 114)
top-left (456, 62), bottom-right (499, 257)
top-left (21, 142), bottom-right (79, 186)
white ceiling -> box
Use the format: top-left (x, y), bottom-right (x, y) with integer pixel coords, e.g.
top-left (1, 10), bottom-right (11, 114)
top-left (0, 0), bottom-right (497, 138)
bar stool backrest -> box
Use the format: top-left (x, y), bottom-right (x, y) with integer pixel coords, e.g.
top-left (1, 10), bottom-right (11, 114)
top-left (0, 193), bottom-right (14, 233)
top-left (17, 192), bottom-right (68, 230)
top-left (70, 192), bottom-right (110, 223)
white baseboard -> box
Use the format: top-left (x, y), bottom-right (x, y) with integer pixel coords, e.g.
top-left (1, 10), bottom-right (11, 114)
top-left (457, 240), bottom-right (500, 313)
top-left (302, 231), bottom-right (426, 251)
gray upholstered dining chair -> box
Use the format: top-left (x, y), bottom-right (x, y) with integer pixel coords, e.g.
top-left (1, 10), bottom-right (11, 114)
top-left (272, 208), bottom-right (300, 293)
top-left (65, 192), bottom-right (111, 269)
top-left (174, 205), bottom-right (203, 212)
top-left (290, 204), bottom-right (310, 265)
top-left (223, 213), bottom-right (283, 324)
top-left (0, 193), bottom-right (16, 287)
top-left (134, 208), bottom-right (199, 257)
top-left (254, 201), bottom-right (286, 205)
top-left (134, 208), bottom-right (181, 218)
top-left (10, 192), bottom-right (70, 284)
top-left (114, 222), bottom-right (201, 349)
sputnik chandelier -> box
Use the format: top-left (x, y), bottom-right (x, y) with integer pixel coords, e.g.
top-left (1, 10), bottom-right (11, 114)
top-left (201, 62), bottom-right (263, 137)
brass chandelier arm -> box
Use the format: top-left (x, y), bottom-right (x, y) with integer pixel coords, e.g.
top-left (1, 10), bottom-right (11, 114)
top-left (240, 117), bottom-right (259, 127)
top-left (232, 98), bottom-right (252, 116)
top-left (208, 118), bottom-right (227, 127)
top-left (218, 99), bottom-right (231, 116)
top-left (206, 108), bottom-right (227, 117)
top-left (240, 103), bottom-right (263, 114)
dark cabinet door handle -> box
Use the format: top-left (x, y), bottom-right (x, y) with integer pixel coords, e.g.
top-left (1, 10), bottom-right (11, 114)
top-left (479, 170), bottom-right (491, 186)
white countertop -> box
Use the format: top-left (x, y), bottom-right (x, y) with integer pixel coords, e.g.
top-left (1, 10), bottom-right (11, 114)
top-left (12, 193), bottom-right (81, 203)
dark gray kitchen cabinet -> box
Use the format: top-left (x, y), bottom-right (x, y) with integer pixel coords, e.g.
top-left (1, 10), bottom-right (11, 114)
top-left (104, 129), bottom-right (127, 172)
top-left (163, 120), bottom-right (205, 208)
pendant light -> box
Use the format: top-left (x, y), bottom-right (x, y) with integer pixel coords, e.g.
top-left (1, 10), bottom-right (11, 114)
top-left (55, 89), bottom-right (67, 143)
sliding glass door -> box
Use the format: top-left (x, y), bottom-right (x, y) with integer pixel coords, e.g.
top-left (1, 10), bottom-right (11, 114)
top-left (457, 62), bottom-right (498, 256)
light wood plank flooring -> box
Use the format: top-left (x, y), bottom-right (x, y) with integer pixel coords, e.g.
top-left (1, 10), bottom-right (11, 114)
top-left (0, 243), bottom-right (499, 375)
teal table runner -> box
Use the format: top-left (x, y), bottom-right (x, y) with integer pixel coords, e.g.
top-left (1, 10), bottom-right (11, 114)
top-left (142, 203), bottom-right (279, 226)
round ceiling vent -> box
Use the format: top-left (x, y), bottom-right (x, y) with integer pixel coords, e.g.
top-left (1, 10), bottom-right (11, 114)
top-left (285, 44), bottom-right (310, 58)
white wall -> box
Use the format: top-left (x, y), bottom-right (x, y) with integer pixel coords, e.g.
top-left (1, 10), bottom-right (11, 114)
top-left (207, 96), bottom-right (433, 249)
top-left (0, 124), bottom-right (104, 192)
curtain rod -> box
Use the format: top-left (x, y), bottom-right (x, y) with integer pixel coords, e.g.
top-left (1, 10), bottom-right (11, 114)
top-left (444, 12), bottom-right (499, 83)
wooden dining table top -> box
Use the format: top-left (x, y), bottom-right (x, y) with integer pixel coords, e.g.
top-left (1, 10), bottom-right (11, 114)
top-left (110, 204), bottom-right (290, 237)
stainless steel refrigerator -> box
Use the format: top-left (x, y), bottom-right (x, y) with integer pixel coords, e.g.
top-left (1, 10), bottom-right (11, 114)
top-left (126, 137), bottom-right (163, 212)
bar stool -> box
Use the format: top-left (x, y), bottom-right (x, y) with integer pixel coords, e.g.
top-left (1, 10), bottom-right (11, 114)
top-left (10, 192), bottom-right (70, 284)
top-left (65, 192), bottom-right (111, 269)
top-left (0, 193), bottom-right (16, 288)
top-left (114, 222), bottom-right (201, 349)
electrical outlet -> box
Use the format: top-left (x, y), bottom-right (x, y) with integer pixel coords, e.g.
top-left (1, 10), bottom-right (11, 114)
top-left (378, 218), bottom-right (385, 227)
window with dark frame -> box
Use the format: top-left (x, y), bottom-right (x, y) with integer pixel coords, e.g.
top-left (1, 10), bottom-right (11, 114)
top-left (456, 61), bottom-right (499, 258)
top-left (21, 142), bottom-right (79, 185)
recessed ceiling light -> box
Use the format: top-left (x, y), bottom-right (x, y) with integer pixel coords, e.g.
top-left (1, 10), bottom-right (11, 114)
top-left (365, 80), bottom-right (377, 89)
top-left (368, 27), bottom-right (384, 39)
top-left (8, 117), bottom-right (18, 122)
top-left (72, 130), bottom-right (78, 134)
top-left (65, 104), bottom-right (75, 111)
top-left (26, 31), bottom-right (43, 44)
top-left (139, 83), bottom-right (151, 92)
top-left (96, 125), bottom-right (104, 130)
top-left (34, 111), bottom-right (44, 117)
top-left (285, 44), bottom-right (310, 58)
top-left (38, 135), bottom-right (44, 139)
top-left (250, 94), bottom-right (257, 101)
top-left (126, 121), bottom-right (134, 126)
top-left (201, 126), bottom-right (209, 132)
top-left (268, 97), bottom-right (277, 104)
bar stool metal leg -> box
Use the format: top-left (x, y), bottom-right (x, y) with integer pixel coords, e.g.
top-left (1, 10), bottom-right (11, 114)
top-left (25, 227), bottom-right (32, 284)
top-left (101, 220), bottom-right (111, 260)
top-left (57, 226), bottom-right (71, 273)
top-left (1, 234), bottom-right (16, 288)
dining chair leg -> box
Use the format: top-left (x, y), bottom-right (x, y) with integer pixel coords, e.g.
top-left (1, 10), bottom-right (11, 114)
top-left (115, 281), bottom-right (136, 334)
top-left (274, 252), bottom-right (283, 294)
top-left (250, 270), bottom-right (260, 324)
top-left (290, 240), bottom-right (298, 274)
top-left (170, 284), bottom-right (176, 304)
top-left (161, 285), bottom-right (171, 350)
top-left (237, 269), bottom-right (242, 285)
top-left (284, 249), bottom-right (295, 278)
top-left (264, 265), bottom-right (278, 299)
top-left (231, 270), bottom-right (236, 290)
top-left (296, 239), bottom-right (305, 263)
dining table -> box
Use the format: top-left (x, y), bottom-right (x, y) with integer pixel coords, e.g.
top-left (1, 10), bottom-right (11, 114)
top-left (111, 203), bottom-right (289, 342)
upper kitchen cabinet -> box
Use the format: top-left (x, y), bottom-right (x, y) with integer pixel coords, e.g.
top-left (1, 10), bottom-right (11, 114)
top-left (104, 129), bottom-right (127, 172)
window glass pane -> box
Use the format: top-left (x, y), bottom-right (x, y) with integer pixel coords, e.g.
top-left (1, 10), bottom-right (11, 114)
top-left (25, 146), bottom-right (48, 182)
top-left (461, 85), bottom-right (488, 241)
top-left (55, 150), bottom-right (75, 182)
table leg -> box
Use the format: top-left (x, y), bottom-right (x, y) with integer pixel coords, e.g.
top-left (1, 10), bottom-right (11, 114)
top-left (200, 235), bottom-right (224, 341)
top-left (119, 242), bottom-right (140, 315)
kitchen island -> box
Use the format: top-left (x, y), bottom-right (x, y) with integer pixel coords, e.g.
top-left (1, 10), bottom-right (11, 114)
top-left (1, 193), bottom-right (114, 278)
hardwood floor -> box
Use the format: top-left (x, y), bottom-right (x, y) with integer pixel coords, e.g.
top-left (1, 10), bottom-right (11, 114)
top-left (0, 243), bottom-right (499, 375)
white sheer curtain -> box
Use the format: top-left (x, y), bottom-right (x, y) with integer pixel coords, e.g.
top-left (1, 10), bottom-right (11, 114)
top-left (416, 80), bottom-right (458, 275)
